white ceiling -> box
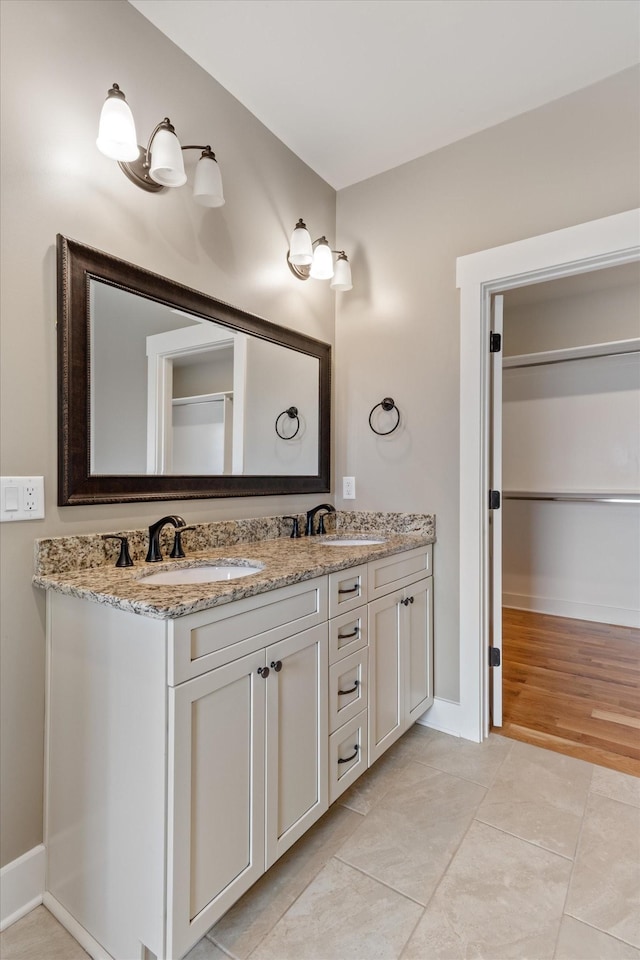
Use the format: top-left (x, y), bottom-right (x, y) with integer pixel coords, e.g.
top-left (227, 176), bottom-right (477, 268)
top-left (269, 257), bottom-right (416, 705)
top-left (130, 0), bottom-right (640, 190)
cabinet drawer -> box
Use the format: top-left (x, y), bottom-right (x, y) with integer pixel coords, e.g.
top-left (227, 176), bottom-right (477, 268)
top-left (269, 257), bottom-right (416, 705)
top-left (329, 710), bottom-right (368, 804)
top-left (168, 577), bottom-right (328, 684)
top-left (328, 606), bottom-right (367, 664)
top-left (368, 546), bottom-right (432, 600)
top-left (328, 564), bottom-right (368, 619)
top-left (329, 648), bottom-right (368, 734)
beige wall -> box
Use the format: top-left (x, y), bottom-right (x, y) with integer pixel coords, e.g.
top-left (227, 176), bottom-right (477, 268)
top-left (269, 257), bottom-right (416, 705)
top-left (0, 0), bottom-right (336, 867)
top-left (335, 67), bottom-right (640, 701)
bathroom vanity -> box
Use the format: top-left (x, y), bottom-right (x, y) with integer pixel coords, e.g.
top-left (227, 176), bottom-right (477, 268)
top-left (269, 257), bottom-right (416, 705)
top-left (36, 513), bottom-right (434, 960)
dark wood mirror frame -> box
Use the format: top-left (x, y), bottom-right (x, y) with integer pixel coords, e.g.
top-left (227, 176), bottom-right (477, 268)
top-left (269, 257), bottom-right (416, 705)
top-left (57, 235), bottom-right (331, 505)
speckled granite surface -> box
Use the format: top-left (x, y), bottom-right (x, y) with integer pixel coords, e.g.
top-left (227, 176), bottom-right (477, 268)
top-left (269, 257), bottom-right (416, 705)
top-left (33, 511), bottom-right (435, 620)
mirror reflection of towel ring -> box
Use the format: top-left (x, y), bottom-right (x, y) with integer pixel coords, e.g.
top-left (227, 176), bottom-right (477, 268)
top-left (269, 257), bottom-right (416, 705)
top-left (275, 406), bottom-right (300, 440)
top-left (369, 397), bottom-right (400, 436)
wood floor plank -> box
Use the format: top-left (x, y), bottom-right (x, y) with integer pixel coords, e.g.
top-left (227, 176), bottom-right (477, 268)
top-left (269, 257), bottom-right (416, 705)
top-left (495, 609), bottom-right (640, 775)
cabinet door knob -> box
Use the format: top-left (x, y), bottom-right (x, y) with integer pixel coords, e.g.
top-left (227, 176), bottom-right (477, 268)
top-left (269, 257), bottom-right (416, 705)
top-left (338, 680), bottom-right (360, 695)
top-left (402, 596), bottom-right (415, 606)
top-left (338, 744), bottom-right (359, 764)
top-left (270, 660), bottom-right (283, 672)
top-left (257, 666), bottom-right (270, 678)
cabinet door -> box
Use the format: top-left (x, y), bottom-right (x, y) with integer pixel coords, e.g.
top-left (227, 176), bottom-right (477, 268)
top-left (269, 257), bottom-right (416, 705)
top-left (167, 649), bottom-right (266, 960)
top-left (265, 624), bottom-right (328, 868)
top-left (368, 590), bottom-right (404, 765)
top-left (404, 576), bottom-right (434, 723)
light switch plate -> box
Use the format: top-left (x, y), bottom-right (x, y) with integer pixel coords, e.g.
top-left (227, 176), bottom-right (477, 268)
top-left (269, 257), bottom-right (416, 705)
top-left (0, 477), bottom-right (45, 521)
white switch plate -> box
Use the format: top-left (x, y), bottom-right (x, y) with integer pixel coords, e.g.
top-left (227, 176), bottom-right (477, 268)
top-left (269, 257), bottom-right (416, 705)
top-left (343, 476), bottom-right (356, 499)
top-left (0, 477), bottom-right (45, 521)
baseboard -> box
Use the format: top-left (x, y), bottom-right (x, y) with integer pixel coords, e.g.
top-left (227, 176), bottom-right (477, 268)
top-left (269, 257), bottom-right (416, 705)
top-left (44, 893), bottom-right (114, 960)
top-left (0, 844), bottom-right (45, 931)
top-left (503, 593), bottom-right (640, 629)
top-left (416, 697), bottom-right (481, 743)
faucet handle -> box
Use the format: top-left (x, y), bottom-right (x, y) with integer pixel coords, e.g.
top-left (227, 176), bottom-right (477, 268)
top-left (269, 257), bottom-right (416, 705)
top-left (283, 516), bottom-right (301, 538)
top-left (102, 534), bottom-right (134, 568)
top-left (170, 526), bottom-right (195, 559)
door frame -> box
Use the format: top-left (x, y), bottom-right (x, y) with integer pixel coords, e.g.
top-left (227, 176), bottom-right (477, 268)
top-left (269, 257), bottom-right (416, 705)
top-left (456, 208), bottom-right (640, 742)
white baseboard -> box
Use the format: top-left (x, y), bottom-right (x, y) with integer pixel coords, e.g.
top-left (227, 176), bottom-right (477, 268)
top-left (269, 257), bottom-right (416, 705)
top-left (44, 893), bottom-right (114, 960)
top-left (0, 844), bottom-right (45, 931)
top-left (503, 593), bottom-right (640, 629)
top-left (416, 697), bottom-right (481, 742)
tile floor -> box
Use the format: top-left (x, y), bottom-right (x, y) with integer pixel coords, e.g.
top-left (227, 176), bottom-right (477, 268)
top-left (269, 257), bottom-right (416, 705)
top-left (2, 727), bottom-right (639, 960)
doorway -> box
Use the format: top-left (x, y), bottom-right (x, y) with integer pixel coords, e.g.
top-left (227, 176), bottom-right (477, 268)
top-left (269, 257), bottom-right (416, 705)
top-left (493, 265), bottom-right (640, 773)
top-left (456, 208), bottom-right (640, 746)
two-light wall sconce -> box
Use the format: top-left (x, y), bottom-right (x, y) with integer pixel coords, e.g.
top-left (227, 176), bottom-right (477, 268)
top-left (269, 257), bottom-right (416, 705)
top-left (96, 83), bottom-right (224, 206)
top-left (288, 219), bottom-right (352, 292)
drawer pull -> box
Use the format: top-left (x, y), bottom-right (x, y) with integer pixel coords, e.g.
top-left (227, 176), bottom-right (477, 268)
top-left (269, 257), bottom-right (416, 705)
top-left (257, 666), bottom-right (270, 678)
top-left (337, 626), bottom-right (359, 640)
top-left (338, 744), bottom-right (359, 764)
top-left (338, 584), bottom-right (359, 595)
top-left (338, 680), bottom-right (360, 695)
top-left (270, 660), bottom-right (283, 672)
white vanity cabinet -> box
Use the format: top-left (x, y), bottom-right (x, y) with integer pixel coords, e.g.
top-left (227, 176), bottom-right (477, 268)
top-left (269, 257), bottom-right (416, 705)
top-left (367, 546), bottom-right (434, 764)
top-left (44, 543), bottom-right (432, 960)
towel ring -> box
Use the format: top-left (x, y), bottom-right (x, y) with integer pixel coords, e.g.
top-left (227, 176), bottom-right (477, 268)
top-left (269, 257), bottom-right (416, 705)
top-left (369, 397), bottom-right (400, 436)
top-left (275, 406), bottom-right (300, 440)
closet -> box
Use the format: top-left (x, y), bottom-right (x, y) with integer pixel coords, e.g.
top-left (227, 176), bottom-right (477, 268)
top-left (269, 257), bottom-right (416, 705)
top-left (497, 262), bottom-right (640, 771)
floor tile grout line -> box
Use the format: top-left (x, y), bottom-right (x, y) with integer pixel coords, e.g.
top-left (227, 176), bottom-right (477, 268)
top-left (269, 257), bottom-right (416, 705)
top-left (561, 910), bottom-right (640, 951)
top-left (471, 815), bottom-right (576, 862)
top-left (553, 765), bottom-right (594, 959)
top-left (332, 854), bottom-right (428, 908)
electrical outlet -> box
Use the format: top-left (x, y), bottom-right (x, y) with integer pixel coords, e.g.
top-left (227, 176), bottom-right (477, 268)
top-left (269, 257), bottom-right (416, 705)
top-left (343, 476), bottom-right (356, 499)
top-left (0, 477), bottom-right (45, 521)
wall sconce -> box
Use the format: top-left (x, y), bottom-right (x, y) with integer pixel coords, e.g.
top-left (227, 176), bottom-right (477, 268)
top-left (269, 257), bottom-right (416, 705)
top-left (287, 219), bottom-right (352, 291)
top-left (96, 83), bottom-right (224, 207)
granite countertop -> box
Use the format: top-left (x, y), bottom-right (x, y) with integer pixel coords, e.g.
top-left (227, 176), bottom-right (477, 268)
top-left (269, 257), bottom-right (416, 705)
top-left (33, 527), bottom-right (434, 620)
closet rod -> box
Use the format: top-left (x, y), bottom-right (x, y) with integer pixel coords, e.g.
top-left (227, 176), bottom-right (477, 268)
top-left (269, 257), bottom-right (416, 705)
top-left (503, 491), bottom-right (640, 504)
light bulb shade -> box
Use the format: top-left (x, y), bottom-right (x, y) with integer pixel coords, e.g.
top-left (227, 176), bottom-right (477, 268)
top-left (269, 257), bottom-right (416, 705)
top-left (192, 152), bottom-right (224, 207)
top-left (96, 86), bottom-right (138, 162)
top-left (310, 238), bottom-right (334, 280)
top-left (330, 254), bottom-right (352, 291)
top-left (288, 219), bottom-right (313, 266)
top-left (149, 125), bottom-right (187, 187)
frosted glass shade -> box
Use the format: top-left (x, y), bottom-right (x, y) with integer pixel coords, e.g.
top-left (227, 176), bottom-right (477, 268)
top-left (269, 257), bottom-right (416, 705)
top-left (330, 255), bottom-right (352, 291)
top-left (289, 220), bottom-right (313, 266)
top-left (96, 90), bottom-right (138, 162)
top-left (193, 154), bottom-right (225, 207)
top-left (310, 238), bottom-right (334, 280)
top-left (149, 126), bottom-right (187, 187)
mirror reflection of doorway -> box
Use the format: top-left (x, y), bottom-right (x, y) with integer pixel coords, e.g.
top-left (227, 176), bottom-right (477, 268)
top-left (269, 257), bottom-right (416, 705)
top-left (492, 263), bottom-right (640, 775)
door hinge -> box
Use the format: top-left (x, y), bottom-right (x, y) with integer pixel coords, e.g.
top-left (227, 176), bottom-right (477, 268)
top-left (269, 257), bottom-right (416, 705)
top-left (490, 332), bottom-right (502, 353)
top-left (489, 647), bottom-right (501, 667)
top-left (489, 489), bottom-right (501, 510)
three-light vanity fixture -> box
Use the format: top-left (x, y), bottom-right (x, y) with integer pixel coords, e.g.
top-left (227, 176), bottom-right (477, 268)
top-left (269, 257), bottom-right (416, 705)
top-left (288, 219), bottom-right (353, 291)
top-left (96, 83), bottom-right (224, 206)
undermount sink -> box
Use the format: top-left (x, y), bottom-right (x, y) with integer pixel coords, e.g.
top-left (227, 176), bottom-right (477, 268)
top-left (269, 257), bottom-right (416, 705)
top-left (319, 537), bottom-right (386, 546)
top-left (139, 564), bottom-right (263, 585)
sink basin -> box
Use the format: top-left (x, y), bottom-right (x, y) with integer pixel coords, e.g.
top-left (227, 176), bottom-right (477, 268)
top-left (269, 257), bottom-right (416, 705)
top-left (319, 537), bottom-right (386, 546)
top-left (139, 564), bottom-right (263, 585)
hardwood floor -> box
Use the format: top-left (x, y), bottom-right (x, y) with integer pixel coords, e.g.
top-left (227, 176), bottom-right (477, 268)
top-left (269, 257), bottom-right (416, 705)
top-left (495, 608), bottom-right (640, 776)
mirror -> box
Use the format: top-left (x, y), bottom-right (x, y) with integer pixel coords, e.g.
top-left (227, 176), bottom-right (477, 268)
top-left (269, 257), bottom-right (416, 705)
top-left (57, 235), bottom-right (331, 505)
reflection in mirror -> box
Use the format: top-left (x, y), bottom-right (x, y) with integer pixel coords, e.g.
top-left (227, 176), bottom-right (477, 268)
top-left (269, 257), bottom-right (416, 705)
top-left (89, 281), bottom-right (319, 477)
top-left (57, 235), bottom-right (330, 505)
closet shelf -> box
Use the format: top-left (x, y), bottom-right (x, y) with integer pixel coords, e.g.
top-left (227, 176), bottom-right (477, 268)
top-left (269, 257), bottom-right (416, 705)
top-left (503, 491), bottom-right (640, 504)
top-left (503, 337), bottom-right (640, 369)
top-left (172, 391), bottom-right (233, 406)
